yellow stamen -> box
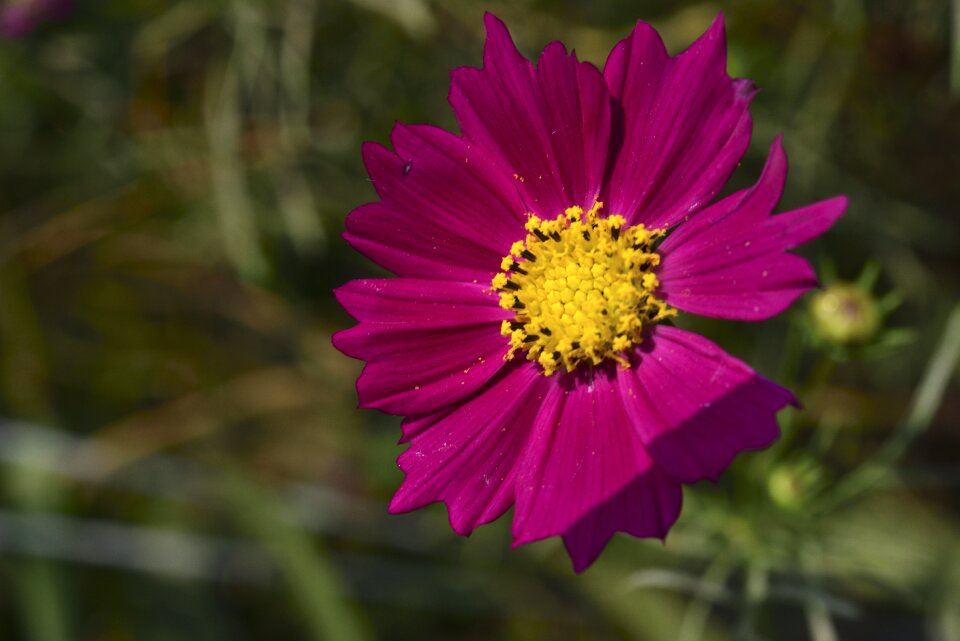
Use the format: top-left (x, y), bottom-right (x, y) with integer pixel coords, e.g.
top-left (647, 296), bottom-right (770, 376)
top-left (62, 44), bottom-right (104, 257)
top-left (492, 202), bottom-right (676, 376)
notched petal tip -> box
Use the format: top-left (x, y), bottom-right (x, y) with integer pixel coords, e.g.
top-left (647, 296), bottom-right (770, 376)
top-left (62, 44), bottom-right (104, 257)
top-left (709, 11), bottom-right (727, 33)
top-left (481, 11), bottom-right (524, 67)
top-left (481, 10), bottom-right (503, 30)
top-left (770, 130), bottom-right (785, 147)
top-left (558, 471), bottom-right (684, 572)
top-left (627, 327), bottom-right (794, 484)
top-left (628, 18), bottom-right (667, 44)
top-left (329, 326), bottom-right (352, 354)
top-left (679, 11), bottom-right (727, 58)
top-left (817, 195), bottom-right (849, 226)
top-left (733, 77), bottom-right (759, 100)
top-left (387, 487), bottom-right (419, 516)
top-left (756, 135), bottom-right (788, 196)
top-left (360, 139), bottom-right (393, 168)
top-left (539, 39), bottom-right (571, 63)
top-left (330, 281), bottom-right (364, 321)
top-left (360, 140), bottom-right (406, 197)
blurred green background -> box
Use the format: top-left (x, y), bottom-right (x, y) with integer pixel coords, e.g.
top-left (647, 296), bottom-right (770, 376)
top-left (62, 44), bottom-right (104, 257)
top-left (1, 0), bottom-right (959, 639)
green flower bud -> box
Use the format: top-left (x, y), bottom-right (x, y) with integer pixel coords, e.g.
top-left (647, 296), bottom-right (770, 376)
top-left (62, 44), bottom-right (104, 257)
top-left (768, 461), bottom-right (822, 511)
top-left (809, 282), bottom-right (880, 344)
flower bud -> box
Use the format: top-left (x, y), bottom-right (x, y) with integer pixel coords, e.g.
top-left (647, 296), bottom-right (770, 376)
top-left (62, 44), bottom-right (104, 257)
top-left (809, 282), bottom-right (880, 344)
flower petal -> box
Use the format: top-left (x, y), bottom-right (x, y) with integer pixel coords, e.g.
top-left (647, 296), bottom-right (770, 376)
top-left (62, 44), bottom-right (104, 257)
top-left (560, 459), bottom-right (683, 572)
top-left (603, 14), bottom-right (754, 228)
top-left (619, 325), bottom-right (795, 484)
top-left (658, 138), bottom-right (847, 320)
top-left (333, 279), bottom-right (511, 415)
top-left (535, 40), bottom-right (613, 210)
top-left (512, 370), bottom-right (682, 571)
top-left (344, 123), bottom-right (526, 282)
top-left (389, 362), bottom-right (545, 536)
top-left (449, 13), bottom-right (611, 214)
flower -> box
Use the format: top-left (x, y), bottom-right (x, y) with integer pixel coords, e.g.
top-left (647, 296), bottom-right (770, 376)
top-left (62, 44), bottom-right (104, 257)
top-left (806, 262), bottom-right (912, 360)
top-left (0, 0), bottom-right (73, 38)
top-left (333, 13), bottom-right (846, 571)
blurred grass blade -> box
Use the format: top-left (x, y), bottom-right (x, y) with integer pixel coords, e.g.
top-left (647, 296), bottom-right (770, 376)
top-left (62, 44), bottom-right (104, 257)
top-left (828, 302), bottom-right (960, 506)
top-left (0, 510), bottom-right (273, 585)
top-left (938, 604), bottom-right (960, 641)
top-left (677, 557), bottom-right (735, 641)
top-left (805, 597), bottom-right (838, 641)
top-left (83, 366), bottom-right (318, 478)
top-left (133, 2), bottom-right (212, 61)
top-left (15, 560), bottom-right (69, 641)
top-left (952, 0), bottom-right (960, 96)
top-left (216, 466), bottom-right (369, 641)
top-left (273, 0), bottom-right (325, 254)
top-left (736, 562), bottom-right (769, 641)
top-left (900, 304), bottom-right (960, 432)
top-left (203, 2), bottom-right (269, 281)
top-left (626, 567), bottom-right (734, 604)
top-left (345, 0), bottom-right (435, 38)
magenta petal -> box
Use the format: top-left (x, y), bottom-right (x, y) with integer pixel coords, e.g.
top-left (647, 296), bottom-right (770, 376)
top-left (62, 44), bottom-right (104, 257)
top-left (560, 462), bottom-right (683, 572)
top-left (333, 279), bottom-right (511, 415)
top-left (620, 326), bottom-right (795, 484)
top-left (534, 41), bottom-right (612, 209)
top-left (658, 138), bottom-right (847, 320)
top-left (512, 372), bottom-right (682, 570)
top-left (389, 362), bottom-right (545, 536)
top-left (603, 14), bottom-right (754, 228)
top-left (333, 278), bottom-right (507, 325)
top-left (344, 124), bottom-right (526, 282)
top-left (397, 409), bottom-right (451, 445)
top-left (449, 13), bottom-right (611, 214)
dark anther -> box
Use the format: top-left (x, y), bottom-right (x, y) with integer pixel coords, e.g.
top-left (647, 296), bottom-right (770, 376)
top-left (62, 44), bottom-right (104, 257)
top-left (513, 300), bottom-right (526, 309)
top-left (571, 341), bottom-right (580, 349)
top-left (611, 228), bottom-right (620, 240)
top-left (541, 327), bottom-right (552, 336)
top-left (553, 351), bottom-right (561, 360)
top-left (510, 322), bottom-right (525, 331)
top-left (582, 231), bottom-right (591, 241)
top-left (550, 231), bottom-right (561, 242)
top-left (520, 250), bottom-right (537, 262)
top-left (601, 309), bottom-right (608, 315)
top-left (533, 229), bottom-right (549, 242)
top-left (646, 308), bottom-right (658, 319)
top-left (523, 334), bottom-right (539, 342)
top-left (511, 262), bottom-right (528, 275)
top-left (503, 281), bottom-right (520, 291)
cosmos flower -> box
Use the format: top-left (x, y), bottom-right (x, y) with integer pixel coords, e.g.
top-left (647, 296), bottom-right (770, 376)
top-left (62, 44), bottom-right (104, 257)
top-left (333, 13), bottom-right (846, 571)
top-left (0, 0), bottom-right (73, 38)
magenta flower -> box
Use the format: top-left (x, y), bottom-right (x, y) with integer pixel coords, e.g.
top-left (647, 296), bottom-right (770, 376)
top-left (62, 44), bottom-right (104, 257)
top-left (334, 13), bottom-right (846, 571)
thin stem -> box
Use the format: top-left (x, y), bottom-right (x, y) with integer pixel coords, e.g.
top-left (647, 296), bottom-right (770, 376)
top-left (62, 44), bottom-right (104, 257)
top-left (678, 555), bottom-right (736, 641)
top-left (735, 561), bottom-right (769, 641)
top-left (951, 0), bottom-right (960, 96)
top-left (826, 303), bottom-right (960, 508)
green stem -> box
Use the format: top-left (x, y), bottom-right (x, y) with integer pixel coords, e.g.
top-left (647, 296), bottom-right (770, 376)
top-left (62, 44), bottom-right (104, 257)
top-left (14, 559), bottom-right (69, 641)
top-left (215, 465), bottom-right (369, 641)
top-left (678, 555), bottom-right (736, 641)
top-left (825, 303), bottom-right (960, 509)
top-left (735, 561), bottom-right (769, 641)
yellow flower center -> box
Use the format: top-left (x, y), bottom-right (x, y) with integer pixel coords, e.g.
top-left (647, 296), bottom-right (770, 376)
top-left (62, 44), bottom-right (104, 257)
top-left (492, 202), bottom-right (676, 376)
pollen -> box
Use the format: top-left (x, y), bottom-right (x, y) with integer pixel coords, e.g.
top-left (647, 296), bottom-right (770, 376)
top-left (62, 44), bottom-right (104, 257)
top-left (492, 202), bottom-right (676, 376)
